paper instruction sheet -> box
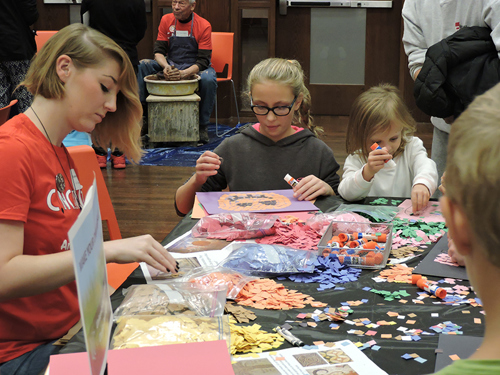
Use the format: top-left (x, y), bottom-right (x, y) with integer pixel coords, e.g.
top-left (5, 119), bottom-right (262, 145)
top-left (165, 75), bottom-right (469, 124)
top-left (232, 340), bottom-right (387, 375)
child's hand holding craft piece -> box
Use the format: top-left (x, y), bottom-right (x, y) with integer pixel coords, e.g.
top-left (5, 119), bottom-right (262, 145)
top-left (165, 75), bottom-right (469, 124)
top-left (193, 151), bottom-right (222, 185)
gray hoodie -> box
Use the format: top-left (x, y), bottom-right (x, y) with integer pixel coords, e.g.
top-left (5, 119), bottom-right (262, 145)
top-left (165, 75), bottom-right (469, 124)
top-left (202, 124), bottom-right (340, 194)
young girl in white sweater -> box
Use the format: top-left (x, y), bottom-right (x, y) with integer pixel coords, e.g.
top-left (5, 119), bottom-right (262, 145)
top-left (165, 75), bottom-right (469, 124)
top-left (338, 84), bottom-right (438, 213)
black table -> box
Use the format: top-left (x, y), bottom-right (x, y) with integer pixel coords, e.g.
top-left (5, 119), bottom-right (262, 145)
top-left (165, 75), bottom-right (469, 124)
top-left (61, 196), bottom-right (484, 375)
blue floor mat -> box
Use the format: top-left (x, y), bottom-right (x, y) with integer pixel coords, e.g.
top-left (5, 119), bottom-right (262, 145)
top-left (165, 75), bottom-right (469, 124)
top-left (139, 123), bottom-right (247, 167)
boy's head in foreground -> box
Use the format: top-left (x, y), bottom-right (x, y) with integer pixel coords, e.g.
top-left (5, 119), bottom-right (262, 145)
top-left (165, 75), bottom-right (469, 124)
top-left (441, 82), bottom-right (500, 293)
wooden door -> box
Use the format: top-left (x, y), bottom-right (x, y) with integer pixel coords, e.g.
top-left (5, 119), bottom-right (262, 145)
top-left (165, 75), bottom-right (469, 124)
top-left (275, 1), bottom-right (404, 116)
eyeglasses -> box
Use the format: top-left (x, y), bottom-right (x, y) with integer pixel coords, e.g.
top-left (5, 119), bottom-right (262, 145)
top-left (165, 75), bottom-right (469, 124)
top-left (250, 96), bottom-right (298, 116)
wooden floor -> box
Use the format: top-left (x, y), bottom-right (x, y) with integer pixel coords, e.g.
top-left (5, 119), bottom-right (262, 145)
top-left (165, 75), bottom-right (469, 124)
top-left (101, 115), bottom-right (433, 242)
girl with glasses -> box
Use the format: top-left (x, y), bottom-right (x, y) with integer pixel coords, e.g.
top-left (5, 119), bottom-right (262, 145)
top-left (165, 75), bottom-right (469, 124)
top-left (175, 57), bottom-right (341, 216)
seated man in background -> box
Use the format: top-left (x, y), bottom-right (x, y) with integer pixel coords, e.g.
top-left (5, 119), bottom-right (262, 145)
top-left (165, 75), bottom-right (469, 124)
top-left (137, 0), bottom-right (217, 144)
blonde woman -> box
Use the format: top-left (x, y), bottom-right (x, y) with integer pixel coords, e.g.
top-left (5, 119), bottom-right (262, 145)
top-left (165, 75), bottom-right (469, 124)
top-left (0, 24), bottom-right (177, 373)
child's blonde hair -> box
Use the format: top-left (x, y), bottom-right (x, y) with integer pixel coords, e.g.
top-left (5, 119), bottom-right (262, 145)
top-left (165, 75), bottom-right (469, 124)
top-left (445, 82), bottom-right (500, 267)
top-left (246, 58), bottom-right (322, 137)
top-left (346, 84), bottom-right (416, 160)
top-left (22, 23), bottom-right (143, 162)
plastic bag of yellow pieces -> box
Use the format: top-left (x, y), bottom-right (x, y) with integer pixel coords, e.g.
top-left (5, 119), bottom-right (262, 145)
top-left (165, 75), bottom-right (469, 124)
top-left (229, 317), bottom-right (284, 355)
top-left (112, 315), bottom-right (231, 350)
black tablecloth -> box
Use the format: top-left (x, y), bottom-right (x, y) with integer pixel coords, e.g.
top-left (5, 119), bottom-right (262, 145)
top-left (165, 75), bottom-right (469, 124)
top-left (60, 196), bottom-right (484, 375)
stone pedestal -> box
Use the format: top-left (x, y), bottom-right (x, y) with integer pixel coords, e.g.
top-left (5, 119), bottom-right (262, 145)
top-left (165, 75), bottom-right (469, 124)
top-left (146, 93), bottom-right (200, 142)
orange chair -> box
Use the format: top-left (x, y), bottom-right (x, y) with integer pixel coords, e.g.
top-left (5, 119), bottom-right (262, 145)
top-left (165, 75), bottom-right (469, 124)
top-left (211, 32), bottom-right (240, 136)
top-left (35, 30), bottom-right (58, 52)
top-left (67, 145), bottom-right (138, 289)
top-left (0, 99), bottom-right (18, 126)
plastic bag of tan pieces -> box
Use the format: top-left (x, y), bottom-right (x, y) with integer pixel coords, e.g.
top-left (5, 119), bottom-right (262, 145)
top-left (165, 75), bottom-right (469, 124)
top-left (113, 283), bottom-right (227, 321)
top-left (111, 314), bottom-right (231, 350)
top-left (219, 243), bottom-right (317, 276)
top-left (182, 266), bottom-right (257, 299)
top-left (191, 213), bottom-right (278, 241)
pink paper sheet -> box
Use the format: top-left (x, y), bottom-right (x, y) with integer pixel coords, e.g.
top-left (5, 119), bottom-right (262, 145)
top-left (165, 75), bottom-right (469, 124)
top-left (396, 199), bottom-right (445, 223)
top-left (48, 352), bottom-right (90, 375)
top-left (107, 341), bottom-right (234, 375)
top-left (49, 341), bottom-right (234, 375)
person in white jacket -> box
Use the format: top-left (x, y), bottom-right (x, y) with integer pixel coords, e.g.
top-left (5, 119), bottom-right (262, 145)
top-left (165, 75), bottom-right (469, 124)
top-left (338, 84), bottom-right (437, 214)
top-left (402, 0), bottom-right (500, 194)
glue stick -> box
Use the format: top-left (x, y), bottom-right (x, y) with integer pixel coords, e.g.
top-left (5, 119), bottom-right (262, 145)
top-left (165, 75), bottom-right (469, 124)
top-left (411, 274), bottom-right (447, 299)
top-left (370, 143), bottom-right (396, 168)
top-left (336, 254), bottom-right (383, 266)
top-left (284, 174), bottom-right (299, 188)
top-left (355, 232), bottom-right (387, 242)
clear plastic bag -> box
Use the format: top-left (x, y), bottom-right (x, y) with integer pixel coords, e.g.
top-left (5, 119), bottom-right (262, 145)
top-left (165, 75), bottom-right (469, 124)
top-left (191, 213), bottom-right (278, 241)
top-left (306, 212), bottom-right (371, 236)
top-left (219, 243), bottom-right (317, 276)
top-left (333, 204), bottom-right (400, 223)
top-left (168, 282), bottom-right (227, 317)
top-left (113, 283), bottom-right (227, 320)
top-left (182, 266), bottom-right (257, 299)
top-left (111, 314), bottom-right (231, 350)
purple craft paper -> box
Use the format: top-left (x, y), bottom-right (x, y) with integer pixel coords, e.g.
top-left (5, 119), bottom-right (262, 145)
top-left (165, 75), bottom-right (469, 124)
top-left (196, 189), bottom-right (318, 214)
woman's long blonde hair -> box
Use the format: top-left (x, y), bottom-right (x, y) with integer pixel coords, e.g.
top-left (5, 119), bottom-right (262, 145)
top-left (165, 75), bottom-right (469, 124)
top-left (23, 23), bottom-right (143, 162)
top-left (246, 58), bottom-right (323, 137)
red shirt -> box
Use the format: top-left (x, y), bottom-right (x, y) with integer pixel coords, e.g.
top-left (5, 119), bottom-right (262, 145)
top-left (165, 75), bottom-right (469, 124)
top-left (157, 12), bottom-right (212, 50)
top-left (0, 114), bottom-right (81, 363)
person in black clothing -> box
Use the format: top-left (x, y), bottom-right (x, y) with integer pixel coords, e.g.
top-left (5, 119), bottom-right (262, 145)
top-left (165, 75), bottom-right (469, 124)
top-left (81, 0), bottom-right (147, 74)
top-left (0, 0), bottom-right (38, 116)
top-left (81, 0), bottom-right (147, 169)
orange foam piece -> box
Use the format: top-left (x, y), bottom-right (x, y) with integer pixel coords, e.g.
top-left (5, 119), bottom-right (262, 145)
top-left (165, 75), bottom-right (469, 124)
top-left (235, 279), bottom-right (326, 310)
top-left (378, 264), bottom-right (414, 283)
top-left (107, 263), bottom-right (139, 290)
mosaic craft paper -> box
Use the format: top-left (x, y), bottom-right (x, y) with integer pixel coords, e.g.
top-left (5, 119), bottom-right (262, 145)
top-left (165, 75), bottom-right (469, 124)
top-left (196, 190), bottom-right (317, 214)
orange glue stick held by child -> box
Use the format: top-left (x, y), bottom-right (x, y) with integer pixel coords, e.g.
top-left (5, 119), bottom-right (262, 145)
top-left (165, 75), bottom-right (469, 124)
top-left (370, 143), bottom-right (397, 168)
top-left (411, 274), bottom-right (447, 299)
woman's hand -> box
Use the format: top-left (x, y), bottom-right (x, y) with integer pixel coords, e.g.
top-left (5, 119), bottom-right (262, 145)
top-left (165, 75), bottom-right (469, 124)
top-left (104, 235), bottom-right (178, 274)
top-left (411, 183), bottom-right (430, 214)
top-left (293, 175), bottom-right (334, 201)
top-left (363, 147), bottom-right (393, 182)
top-left (193, 151), bottom-right (222, 186)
